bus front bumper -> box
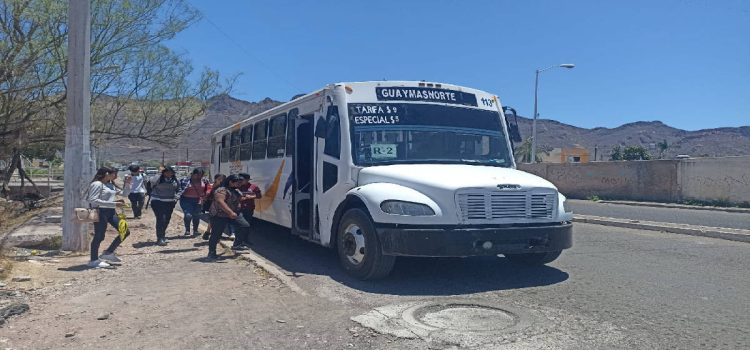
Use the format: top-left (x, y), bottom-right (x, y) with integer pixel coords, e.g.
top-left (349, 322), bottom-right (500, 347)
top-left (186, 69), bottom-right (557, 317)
top-left (376, 222), bottom-right (573, 257)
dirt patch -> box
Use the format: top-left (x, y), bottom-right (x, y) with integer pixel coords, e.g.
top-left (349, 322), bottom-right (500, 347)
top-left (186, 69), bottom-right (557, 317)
top-left (0, 205), bottom-right (416, 349)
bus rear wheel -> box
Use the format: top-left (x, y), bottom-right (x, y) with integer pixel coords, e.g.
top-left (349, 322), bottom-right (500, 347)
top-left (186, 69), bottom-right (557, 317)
top-left (336, 209), bottom-right (395, 280)
top-left (504, 250), bottom-right (562, 266)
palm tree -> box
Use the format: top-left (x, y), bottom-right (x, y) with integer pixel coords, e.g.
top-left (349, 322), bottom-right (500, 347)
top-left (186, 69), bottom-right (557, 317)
top-left (514, 137), bottom-right (550, 163)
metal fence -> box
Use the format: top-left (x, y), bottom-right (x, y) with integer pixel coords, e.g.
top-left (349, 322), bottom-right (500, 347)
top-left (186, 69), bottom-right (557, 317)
top-left (5, 166), bottom-right (65, 196)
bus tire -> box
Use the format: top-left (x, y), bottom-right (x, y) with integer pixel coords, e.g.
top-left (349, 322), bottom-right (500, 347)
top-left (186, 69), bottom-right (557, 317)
top-left (337, 209), bottom-right (395, 280)
top-left (504, 250), bottom-right (562, 266)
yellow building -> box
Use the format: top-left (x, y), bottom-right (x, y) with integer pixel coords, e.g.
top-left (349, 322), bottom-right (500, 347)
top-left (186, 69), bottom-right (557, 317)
top-left (540, 145), bottom-right (590, 163)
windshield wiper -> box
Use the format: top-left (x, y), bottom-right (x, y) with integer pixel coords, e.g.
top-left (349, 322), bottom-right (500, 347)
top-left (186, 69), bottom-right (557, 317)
top-left (460, 159), bottom-right (508, 167)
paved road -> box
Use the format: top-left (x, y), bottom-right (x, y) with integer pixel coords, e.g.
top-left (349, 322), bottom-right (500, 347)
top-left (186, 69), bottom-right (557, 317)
top-left (245, 220), bottom-right (750, 349)
top-left (567, 199), bottom-right (750, 230)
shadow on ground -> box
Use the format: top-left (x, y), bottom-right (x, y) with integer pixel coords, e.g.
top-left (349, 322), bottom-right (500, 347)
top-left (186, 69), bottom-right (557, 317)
top-left (157, 248), bottom-right (199, 254)
top-left (245, 221), bottom-right (569, 296)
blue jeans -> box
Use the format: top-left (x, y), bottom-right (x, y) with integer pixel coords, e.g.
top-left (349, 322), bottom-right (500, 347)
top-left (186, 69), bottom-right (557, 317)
top-left (209, 215), bottom-right (250, 254)
top-left (90, 208), bottom-right (130, 261)
top-left (179, 197), bottom-right (201, 233)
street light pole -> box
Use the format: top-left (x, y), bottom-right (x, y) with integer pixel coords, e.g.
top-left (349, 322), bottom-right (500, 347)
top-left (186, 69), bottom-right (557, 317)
top-left (530, 63), bottom-right (575, 163)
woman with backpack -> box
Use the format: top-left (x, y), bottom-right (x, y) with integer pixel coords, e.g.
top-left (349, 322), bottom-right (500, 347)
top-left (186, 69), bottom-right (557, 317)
top-left (87, 167), bottom-right (128, 268)
top-left (201, 173), bottom-right (226, 240)
top-left (177, 168), bottom-right (210, 236)
top-left (206, 174), bottom-right (251, 260)
top-left (148, 166), bottom-right (179, 246)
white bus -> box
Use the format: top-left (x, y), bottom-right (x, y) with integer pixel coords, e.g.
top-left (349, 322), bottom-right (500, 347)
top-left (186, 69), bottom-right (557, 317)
top-left (211, 81), bottom-right (573, 279)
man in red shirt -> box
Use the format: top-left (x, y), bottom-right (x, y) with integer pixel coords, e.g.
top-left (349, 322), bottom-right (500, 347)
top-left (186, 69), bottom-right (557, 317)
top-left (236, 173), bottom-right (261, 247)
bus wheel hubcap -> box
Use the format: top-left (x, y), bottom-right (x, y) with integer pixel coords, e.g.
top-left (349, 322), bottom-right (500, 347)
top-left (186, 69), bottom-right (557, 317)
top-left (343, 224), bottom-right (366, 265)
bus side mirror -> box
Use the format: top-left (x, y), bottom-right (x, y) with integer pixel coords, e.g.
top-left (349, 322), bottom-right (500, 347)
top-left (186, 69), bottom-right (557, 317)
top-left (314, 116), bottom-right (328, 138)
top-left (502, 106), bottom-right (522, 143)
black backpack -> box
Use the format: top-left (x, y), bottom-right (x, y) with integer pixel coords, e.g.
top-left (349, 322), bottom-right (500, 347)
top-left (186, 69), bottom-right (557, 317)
top-left (145, 179), bottom-right (153, 196)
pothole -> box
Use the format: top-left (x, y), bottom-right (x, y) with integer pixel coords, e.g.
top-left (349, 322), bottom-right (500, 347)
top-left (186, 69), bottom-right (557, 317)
top-left (415, 304), bottom-right (517, 332)
top-left (401, 301), bottom-right (532, 336)
top-left (352, 300), bottom-right (641, 349)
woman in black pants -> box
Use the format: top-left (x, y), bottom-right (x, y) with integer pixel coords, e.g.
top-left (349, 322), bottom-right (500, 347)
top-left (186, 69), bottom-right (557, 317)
top-left (86, 167), bottom-right (128, 268)
top-left (207, 175), bottom-right (251, 260)
top-left (148, 167), bottom-right (179, 246)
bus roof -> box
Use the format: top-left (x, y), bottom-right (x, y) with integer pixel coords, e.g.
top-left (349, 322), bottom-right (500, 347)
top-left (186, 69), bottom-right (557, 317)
top-left (212, 81), bottom-right (501, 137)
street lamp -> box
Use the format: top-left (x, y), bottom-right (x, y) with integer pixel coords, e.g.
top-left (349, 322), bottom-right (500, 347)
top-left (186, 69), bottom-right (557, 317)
top-left (530, 63), bottom-right (575, 163)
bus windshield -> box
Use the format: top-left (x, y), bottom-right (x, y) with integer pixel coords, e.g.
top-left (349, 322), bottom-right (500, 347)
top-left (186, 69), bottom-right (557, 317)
top-left (349, 103), bottom-right (511, 167)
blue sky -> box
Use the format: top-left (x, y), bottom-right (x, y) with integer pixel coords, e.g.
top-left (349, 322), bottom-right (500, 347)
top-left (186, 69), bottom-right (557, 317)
top-left (167, 0), bottom-right (749, 131)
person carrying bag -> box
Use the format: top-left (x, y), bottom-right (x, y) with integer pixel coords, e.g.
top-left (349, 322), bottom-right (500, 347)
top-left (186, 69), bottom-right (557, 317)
top-left (206, 175), bottom-right (251, 260)
top-left (86, 167), bottom-right (128, 268)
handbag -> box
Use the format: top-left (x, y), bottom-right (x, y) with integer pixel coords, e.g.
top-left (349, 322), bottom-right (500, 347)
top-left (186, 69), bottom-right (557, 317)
top-left (74, 183), bottom-right (99, 223)
top-left (74, 207), bottom-right (99, 223)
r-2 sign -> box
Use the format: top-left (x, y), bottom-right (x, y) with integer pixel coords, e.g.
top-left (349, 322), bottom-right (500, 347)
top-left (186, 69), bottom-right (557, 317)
top-left (370, 144), bottom-right (398, 159)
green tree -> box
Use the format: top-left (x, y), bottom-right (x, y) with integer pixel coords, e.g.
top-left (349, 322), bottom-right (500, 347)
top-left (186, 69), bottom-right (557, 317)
top-left (0, 0), bottom-right (227, 196)
top-left (610, 145), bottom-right (622, 161)
top-left (622, 145), bottom-right (651, 160)
top-left (657, 139), bottom-right (669, 159)
top-left (514, 137), bottom-right (551, 163)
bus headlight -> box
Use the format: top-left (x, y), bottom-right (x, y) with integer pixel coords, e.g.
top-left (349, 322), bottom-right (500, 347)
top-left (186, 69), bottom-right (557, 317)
top-left (380, 200), bottom-right (435, 216)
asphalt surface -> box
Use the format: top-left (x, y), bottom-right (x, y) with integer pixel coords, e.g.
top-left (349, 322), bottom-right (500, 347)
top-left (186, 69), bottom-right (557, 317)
top-left (244, 220), bottom-right (750, 349)
top-left (567, 199), bottom-right (750, 230)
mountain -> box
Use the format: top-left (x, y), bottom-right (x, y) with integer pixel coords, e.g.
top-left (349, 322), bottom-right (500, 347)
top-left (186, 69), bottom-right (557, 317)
top-left (102, 95), bottom-right (750, 164)
top-left (515, 116), bottom-right (750, 160)
top-left (102, 94), bottom-right (282, 164)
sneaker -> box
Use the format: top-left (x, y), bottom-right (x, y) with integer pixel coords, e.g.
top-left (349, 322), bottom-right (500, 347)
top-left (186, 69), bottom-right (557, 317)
top-left (232, 245), bottom-right (249, 251)
top-left (87, 260), bottom-right (111, 269)
top-left (99, 252), bottom-right (122, 264)
top-left (184, 230), bottom-right (191, 236)
top-left (206, 253), bottom-right (219, 261)
top-left (157, 239), bottom-right (168, 246)
top-left (202, 232), bottom-right (210, 240)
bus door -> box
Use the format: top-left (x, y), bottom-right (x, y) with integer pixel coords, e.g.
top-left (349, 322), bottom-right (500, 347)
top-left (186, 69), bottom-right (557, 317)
top-left (313, 103), bottom-right (344, 243)
top-left (292, 114), bottom-right (314, 238)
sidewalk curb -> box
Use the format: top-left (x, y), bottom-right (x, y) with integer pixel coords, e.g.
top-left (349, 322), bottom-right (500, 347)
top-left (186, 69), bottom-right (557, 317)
top-left (573, 214), bottom-right (750, 243)
top-left (596, 200), bottom-right (750, 214)
top-left (172, 210), bottom-right (308, 296)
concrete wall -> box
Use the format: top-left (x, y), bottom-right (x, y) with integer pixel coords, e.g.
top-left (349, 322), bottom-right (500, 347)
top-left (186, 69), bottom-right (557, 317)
top-left (519, 156), bottom-right (750, 204)
top-left (679, 156), bottom-right (750, 204)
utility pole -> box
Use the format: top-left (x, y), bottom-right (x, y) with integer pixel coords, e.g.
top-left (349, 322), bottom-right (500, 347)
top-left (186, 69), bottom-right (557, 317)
top-left (62, 0), bottom-right (92, 251)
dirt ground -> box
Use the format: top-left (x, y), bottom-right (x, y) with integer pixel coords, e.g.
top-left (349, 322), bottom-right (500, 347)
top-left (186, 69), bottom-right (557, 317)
top-left (0, 208), bottom-right (410, 350)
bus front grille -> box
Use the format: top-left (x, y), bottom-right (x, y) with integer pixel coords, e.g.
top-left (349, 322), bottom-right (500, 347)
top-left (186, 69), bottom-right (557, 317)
top-left (457, 191), bottom-right (556, 223)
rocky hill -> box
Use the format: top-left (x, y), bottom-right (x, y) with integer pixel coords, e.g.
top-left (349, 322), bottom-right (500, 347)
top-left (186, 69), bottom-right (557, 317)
top-left (103, 95), bottom-right (750, 163)
top-left (515, 116), bottom-right (750, 160)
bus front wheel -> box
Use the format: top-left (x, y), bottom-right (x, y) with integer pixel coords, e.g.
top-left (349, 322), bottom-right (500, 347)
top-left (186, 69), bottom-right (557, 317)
top-left (336, 209), bottom-right (395, 280)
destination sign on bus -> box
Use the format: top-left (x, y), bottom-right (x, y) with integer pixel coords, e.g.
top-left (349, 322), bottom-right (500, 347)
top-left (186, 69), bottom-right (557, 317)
top-left (376, 87), bottom-right (477, 106)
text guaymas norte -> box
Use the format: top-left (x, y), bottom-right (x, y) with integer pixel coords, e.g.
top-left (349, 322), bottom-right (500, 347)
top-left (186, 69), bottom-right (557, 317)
top-left (379, 88), bottom-right (457, 102)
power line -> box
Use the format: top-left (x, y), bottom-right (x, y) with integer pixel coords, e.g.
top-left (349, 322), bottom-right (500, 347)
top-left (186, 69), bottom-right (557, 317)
top-left (194, 6), bottom-right (303, 94)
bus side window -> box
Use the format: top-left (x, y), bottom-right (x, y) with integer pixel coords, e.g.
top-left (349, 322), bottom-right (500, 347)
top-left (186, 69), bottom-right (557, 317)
top-left (324, 106), bottom-right (341, 159)
top-left (267, 113), bottom-right (287, 158)
top-left (220, 134), bottom-right (230, 163)
top-left (230, 130), bottom-right (241, 160)
top-left (240, 125), bottom-right (253, 161)
top-left (286, 109), bottom-right (298, 157)
top-left (252, 120), bottom-right (268, 160)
